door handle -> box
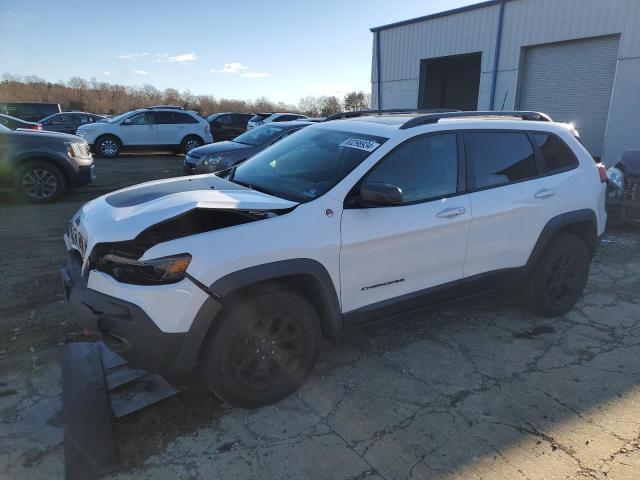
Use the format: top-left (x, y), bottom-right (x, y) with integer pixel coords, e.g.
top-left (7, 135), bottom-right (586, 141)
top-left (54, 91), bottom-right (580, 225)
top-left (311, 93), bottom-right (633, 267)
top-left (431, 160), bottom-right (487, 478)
top-left (437, 207), bottom-right (466, 218)
top-left (535, 188), bottom-right (556, 199)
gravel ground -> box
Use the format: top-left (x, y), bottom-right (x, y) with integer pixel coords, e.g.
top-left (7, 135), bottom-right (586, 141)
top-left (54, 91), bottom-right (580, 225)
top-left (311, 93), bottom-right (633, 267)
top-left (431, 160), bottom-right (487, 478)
top-left (0, 155), bottom-right (639, 479)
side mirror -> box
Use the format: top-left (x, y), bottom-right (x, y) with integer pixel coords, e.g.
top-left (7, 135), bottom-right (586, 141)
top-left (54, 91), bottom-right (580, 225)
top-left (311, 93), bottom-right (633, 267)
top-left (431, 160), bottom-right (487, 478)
top-left (123, 118), bottom-right (132, 125)
top-left (359, 182), bottom-right (403, 207)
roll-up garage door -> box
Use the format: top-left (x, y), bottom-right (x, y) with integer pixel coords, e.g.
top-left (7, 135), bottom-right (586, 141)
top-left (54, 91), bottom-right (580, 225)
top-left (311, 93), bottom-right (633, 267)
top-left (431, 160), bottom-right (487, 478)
top-left (519, 35), bottom-right (619, 158)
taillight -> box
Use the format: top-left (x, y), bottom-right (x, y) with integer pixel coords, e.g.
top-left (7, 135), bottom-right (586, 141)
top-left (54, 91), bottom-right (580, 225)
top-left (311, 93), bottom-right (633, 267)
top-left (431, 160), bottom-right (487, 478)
top-left (596, 163), bottom-right (607, 183)
top-left (30, 124), bottom-right (42, 130)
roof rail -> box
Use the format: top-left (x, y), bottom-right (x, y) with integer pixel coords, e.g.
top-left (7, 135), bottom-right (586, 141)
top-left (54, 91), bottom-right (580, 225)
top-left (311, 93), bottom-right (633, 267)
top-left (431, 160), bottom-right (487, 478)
top-left (324, 108), bottom-right (459, 122)
top-left (400, 111), bottom-right (552, 129)
top-left (147, 105), bottom-right (184, 110)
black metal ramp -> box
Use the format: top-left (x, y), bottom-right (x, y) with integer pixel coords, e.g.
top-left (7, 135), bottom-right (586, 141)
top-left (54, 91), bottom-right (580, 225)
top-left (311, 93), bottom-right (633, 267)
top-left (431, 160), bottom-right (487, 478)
top-left (62, 342), bottom-right (120, 480)
top-left (63, 342), bottom-right (179, 479)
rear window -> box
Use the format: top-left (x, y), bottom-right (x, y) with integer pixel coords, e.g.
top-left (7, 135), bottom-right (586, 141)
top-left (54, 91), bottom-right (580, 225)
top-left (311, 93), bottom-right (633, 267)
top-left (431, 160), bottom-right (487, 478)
top-left (466, 132), bottom-right (537, 189)
top-left (250, 114), bottom-right (271, 122)
top-left (530, 133), bottom-right (578, 174)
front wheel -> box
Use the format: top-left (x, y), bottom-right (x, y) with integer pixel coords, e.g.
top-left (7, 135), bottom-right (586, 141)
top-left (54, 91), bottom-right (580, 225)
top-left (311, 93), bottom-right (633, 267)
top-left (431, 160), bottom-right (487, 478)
top-left (95, 135), bottom-right (121, 158)
top-left (180, 135), bottom-right (203, 154)
top-left (527, 233), bottom-right (591, 317)
top-left (200, 285), bottom-right (322, 408)
top-left (13, 161), bottom-right (66, 203)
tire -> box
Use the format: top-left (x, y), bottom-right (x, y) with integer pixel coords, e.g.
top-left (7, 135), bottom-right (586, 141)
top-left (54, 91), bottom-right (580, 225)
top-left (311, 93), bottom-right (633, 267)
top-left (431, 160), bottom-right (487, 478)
top-left (95, 135), bottom-right (121, 158)
top-left (527, 232), bottom-right (591, 317)
top-left (200, 285), bottom-right (322, 408)
top-left (180, 135), bottom-right (203, 154)
top-left (13, 161), bottom-right (66, 203)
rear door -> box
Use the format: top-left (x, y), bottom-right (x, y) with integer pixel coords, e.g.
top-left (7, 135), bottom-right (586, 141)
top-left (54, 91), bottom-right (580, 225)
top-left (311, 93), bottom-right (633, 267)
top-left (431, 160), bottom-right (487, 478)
top-left (462, 130), bottom-right (572, 279)
top-left (340, 132), bottom-right (471, 316)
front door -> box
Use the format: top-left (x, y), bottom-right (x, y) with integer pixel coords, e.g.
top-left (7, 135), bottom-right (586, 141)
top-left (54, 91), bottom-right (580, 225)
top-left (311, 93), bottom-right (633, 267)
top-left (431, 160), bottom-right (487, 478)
top-left (124, 112), bottom-right (157, 146)
top-left (340, 132), bottom-right (471, 317)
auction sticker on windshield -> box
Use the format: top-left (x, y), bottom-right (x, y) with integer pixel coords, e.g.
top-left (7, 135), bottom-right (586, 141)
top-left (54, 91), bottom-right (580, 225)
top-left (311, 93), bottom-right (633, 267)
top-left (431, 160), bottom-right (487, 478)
top-left (340, 138), bottom-right (381, 152)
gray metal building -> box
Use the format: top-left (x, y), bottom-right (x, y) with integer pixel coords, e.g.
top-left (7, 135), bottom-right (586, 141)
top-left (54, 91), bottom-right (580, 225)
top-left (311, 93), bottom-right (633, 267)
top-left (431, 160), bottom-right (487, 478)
top-left (370, 0), bottom-right (640, 164)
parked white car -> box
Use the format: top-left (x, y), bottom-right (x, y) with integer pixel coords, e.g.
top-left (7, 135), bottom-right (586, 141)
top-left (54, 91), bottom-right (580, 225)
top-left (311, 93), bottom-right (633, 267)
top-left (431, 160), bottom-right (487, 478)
top-left (62, 110), bottom-right (607, 408)
top-left (76, 106), bottom-right (213, 157)
top-left (246, 112), bottom-right (309, 130)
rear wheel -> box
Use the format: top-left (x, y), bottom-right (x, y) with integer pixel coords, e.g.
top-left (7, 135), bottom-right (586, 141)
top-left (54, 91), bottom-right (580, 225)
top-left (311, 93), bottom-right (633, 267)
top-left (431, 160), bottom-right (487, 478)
top-left (200, 285), bottom-right (322, 408)
top-left (95, 135), bottom-right (121, 158)
top-left (527, 233), bottom-right (591, 316)
top-left (13, 161), bottom-right (66, 203)
top-left (180, 135), bottom-right (202, 154)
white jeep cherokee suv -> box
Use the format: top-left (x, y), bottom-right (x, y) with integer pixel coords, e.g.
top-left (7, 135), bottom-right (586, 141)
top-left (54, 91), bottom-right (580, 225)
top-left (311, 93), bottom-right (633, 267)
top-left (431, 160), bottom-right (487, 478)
top-left (76, 106), bottom-right (213, 158)
top-left (61, 110), bottom-right (607, 407)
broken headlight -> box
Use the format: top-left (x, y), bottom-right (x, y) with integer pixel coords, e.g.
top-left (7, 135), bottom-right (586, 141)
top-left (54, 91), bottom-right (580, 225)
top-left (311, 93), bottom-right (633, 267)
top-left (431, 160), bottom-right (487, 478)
top-left (97, 253), bottom-right (192, 285)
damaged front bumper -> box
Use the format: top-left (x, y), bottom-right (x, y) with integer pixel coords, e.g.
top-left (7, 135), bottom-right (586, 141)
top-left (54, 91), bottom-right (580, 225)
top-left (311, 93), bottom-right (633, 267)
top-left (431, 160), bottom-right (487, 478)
top-left (60, 252), bottom-right (223, 380)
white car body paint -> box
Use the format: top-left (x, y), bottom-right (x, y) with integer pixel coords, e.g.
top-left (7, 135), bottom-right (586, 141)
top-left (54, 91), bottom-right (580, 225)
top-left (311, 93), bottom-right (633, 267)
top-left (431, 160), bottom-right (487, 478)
top-left (76, 108), bottom-right (213, 148)
top-left (66, 116), bottom-right (607, 334)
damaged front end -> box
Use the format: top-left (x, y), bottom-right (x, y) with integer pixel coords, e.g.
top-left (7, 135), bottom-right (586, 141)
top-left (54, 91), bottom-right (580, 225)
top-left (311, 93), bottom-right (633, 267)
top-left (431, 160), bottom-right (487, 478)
top-left (607, 150), bottom-right (640, 225)
top-left (87, 207), bottom-right (290, 285)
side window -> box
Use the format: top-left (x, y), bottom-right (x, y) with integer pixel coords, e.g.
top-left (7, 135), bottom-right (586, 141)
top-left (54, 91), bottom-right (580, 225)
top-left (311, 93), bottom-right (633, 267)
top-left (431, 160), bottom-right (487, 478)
top-left (171, 112), bottom-right (198, 124)
top-left (127, 112), bottom-right (153, 125)
top-left (466, 132), bottom-right (536, 189)
top-left (219, 114), bottom-right (233, 126)
top-left (530, 133), bottom-right (578, 174)
top-left (153, 112), bottom-right (172, 124)
top-left (364, 133), bottom-right (458, 204)
top-left (231, 114), bottom-right (247, 127)
top-left (274, 115), bottom-right (296, 122)
top-left (46, 114), bottom-right (62, 124)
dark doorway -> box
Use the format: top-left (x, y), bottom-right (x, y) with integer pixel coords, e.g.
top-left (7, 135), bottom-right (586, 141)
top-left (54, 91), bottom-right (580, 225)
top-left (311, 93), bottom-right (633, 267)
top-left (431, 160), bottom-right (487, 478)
top-left (418, 53), bottom-right (482, 111)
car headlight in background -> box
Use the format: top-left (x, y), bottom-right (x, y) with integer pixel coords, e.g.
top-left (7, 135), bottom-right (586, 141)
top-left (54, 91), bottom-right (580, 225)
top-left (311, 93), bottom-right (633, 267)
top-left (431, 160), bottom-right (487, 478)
top-left (606, 166), bottom-right (625, 202)
top-left (97, 253), bottom-right (192, 285)
top-left (202, 154), bottom-right (224, 166)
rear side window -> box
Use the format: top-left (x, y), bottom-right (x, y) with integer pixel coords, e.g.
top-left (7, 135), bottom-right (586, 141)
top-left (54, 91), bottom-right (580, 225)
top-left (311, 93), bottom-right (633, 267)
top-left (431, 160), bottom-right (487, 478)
top-left (530, 133), bottom-right (578, 174)
top-left (250, 114), bottom-right (271, 122)
top-left (171, 112), bottom-right (198, 124)
top-left (274, 115), bottom-right (298, 122)
top-left (466, 132), bottom-right (536, 189)
top-left (364, 133), bottom-right (458, 203)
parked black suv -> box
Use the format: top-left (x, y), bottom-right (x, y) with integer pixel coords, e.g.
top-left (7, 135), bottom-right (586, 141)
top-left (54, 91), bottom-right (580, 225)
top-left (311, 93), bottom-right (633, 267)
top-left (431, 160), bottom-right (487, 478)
top-left (0, 124), bottom-right (94, 202)
top-left (206, 112), bottom-right (253, 142)
top-left (40, 112), bottom-right (106, 135)
top-left (0, 102), bottom-right (61, 122)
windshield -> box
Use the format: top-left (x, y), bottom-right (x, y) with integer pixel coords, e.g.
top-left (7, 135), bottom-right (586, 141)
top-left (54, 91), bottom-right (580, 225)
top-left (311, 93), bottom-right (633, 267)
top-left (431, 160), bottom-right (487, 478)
top-left (230, 127), bottom-right (387, 202)
top-left (108, 111), bottom-right (139, 123)
top-left (233, 124), bottom-right (284, 146)
top-left (206, 113), bottom-right (222, 123)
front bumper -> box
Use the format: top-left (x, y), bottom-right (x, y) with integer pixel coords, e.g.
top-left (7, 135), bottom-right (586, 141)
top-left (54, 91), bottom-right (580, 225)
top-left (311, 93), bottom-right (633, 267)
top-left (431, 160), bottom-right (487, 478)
top-left (61, 252), bottom-right (222, 380)
top-left (182, 160), bottom-right (218, 175)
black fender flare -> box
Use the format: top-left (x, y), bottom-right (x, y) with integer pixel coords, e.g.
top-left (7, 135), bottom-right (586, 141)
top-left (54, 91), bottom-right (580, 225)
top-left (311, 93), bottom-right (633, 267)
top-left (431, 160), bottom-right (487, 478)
top-left (173, 259), bottom-right (342, 377)
top-left (11, 152), bottom-right (74, 186)
top-left (525, 208), bottom-right (598, 274)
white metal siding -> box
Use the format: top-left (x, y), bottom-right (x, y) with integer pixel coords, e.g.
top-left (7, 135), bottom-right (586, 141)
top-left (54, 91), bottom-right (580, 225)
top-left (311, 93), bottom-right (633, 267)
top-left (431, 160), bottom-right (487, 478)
top-left (519, 36), bottom-right (619, 156)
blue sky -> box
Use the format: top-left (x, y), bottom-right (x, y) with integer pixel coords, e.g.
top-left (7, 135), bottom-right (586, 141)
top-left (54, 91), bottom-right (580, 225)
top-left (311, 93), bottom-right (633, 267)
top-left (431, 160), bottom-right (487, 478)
top-left (0, 0), bottom-right (480, 104)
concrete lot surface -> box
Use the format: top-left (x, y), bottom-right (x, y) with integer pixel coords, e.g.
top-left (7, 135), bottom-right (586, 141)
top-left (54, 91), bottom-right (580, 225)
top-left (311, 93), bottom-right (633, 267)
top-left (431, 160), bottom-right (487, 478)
top-left (1, 155), bottom-right (639, 479)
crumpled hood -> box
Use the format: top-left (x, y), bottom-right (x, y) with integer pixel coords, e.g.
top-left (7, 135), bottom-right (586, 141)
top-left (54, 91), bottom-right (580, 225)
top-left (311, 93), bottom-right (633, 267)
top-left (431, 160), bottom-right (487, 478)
top-left (70, 174), bottom-right (297, 261)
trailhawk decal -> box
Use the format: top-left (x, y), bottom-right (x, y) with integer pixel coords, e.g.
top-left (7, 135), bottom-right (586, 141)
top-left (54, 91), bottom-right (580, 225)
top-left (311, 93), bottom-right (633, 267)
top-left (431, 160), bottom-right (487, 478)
top-left (340, 138), bottom-right (381, 152)
top-left (361, 278), bottom-right (405, 291)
